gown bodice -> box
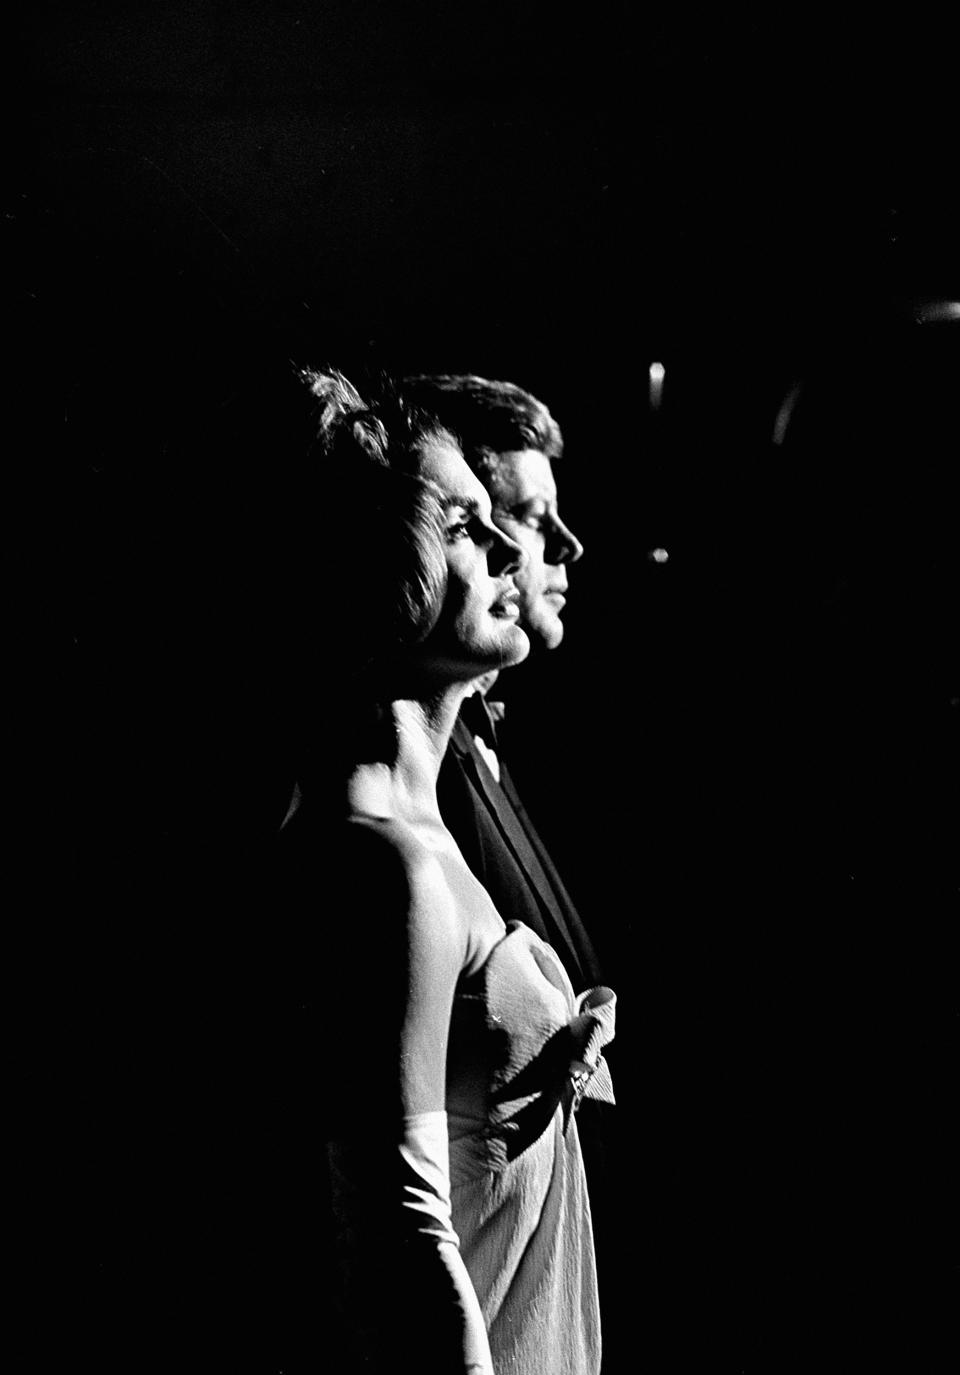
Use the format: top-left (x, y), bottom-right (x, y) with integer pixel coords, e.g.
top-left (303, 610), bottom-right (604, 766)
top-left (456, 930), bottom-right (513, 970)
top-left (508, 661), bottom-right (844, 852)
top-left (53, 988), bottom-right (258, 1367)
top-left (445, 922), bottom-right (616, 1375)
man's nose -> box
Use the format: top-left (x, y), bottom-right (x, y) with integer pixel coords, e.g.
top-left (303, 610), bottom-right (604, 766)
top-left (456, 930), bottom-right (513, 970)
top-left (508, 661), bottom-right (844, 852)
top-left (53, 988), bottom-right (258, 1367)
top-left (489, 525), bottom-right (528, 577)
top-left (546, 514), bottom-right (584, 565)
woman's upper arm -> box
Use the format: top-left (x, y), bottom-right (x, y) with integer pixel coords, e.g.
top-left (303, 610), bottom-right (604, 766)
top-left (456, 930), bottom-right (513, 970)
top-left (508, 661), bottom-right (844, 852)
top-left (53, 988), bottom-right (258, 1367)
top-left (331, 826), bottom-right (467, 1122)
top-left (321, 829), bottom-right (492, 1372)
top-left (397, 847), bottom-right (468, 1114)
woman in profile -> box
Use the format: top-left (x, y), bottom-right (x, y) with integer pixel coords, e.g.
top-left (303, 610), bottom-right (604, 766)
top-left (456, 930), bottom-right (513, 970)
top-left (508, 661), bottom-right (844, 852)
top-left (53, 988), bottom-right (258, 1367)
top-left (279, 370), bottom-right (615, 1375)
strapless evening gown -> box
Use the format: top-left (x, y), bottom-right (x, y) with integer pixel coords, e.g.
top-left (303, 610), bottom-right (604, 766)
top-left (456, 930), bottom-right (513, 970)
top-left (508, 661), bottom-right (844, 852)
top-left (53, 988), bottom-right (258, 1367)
top-left (446, 921), bottom-right (616, 1375)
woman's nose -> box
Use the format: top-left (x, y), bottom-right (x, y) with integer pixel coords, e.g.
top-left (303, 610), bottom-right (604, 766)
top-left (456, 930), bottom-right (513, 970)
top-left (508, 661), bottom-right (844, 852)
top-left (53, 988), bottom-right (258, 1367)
top-left (489, 525), bottom-right (527, 577)
top-left (546, 515), bottom-right (584, 565)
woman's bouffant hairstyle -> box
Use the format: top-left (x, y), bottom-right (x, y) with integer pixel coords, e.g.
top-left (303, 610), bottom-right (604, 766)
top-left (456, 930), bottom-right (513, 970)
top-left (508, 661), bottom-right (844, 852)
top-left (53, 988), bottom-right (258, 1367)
top-left (402, 374), bottom-right (563, 479)
top-left (297, 368), bottom-right (450, 675)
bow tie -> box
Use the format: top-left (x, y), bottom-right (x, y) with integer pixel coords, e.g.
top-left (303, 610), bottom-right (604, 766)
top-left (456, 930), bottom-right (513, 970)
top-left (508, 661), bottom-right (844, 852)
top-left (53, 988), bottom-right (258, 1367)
top-left (460, 693), bottom-right (504, 752)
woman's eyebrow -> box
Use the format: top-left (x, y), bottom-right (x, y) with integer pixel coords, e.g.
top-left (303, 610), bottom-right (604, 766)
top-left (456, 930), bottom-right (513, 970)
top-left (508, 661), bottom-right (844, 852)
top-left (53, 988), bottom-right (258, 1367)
top-left (441, 494), bottom-right (482, 517)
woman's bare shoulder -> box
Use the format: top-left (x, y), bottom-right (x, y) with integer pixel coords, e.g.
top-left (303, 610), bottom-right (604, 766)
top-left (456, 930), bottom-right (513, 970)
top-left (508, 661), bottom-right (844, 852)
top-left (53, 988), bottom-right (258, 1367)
top-left (339, 816), bottom-right (469, 955)
top-left (341, 813), bottom-right (433, 878)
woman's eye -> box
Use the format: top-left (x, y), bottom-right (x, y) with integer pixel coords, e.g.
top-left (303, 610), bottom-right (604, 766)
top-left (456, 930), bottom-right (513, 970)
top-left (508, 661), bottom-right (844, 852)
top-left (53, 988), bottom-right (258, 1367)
top-left (446, 520), bottom-right (472, 542)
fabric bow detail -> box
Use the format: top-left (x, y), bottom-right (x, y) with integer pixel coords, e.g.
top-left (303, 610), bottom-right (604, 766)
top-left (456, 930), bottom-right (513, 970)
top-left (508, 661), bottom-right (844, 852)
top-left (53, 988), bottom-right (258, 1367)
top-left (563, 985), bottom-right (616, 1132)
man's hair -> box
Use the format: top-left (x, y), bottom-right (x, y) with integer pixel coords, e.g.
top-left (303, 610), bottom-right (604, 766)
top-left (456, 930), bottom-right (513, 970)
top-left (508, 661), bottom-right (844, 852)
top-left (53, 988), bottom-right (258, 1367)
top-left (402, 374), bottom-right (563, 478)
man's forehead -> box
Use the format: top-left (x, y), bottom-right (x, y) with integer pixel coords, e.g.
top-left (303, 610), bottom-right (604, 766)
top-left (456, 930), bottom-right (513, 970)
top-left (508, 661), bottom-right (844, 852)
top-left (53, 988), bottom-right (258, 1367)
top-left (487, 448), bottom-right (557, 504)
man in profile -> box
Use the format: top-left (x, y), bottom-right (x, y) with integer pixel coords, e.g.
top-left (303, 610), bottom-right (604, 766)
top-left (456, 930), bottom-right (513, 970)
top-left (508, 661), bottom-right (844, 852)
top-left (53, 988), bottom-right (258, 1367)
top-left (405, 373), bottom-right (602, 992)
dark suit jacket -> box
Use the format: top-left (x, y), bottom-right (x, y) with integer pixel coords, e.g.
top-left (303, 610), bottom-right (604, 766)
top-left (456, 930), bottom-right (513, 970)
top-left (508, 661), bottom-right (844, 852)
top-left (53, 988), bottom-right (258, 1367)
top-left (438, 714), bottom-right (603, 991)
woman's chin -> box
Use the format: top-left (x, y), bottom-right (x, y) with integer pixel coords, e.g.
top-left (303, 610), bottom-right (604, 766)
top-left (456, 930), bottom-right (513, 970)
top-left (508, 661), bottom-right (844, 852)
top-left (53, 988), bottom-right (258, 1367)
top-left (494, 623), bottom-right (531, 668)
top-left (456, 624), bottom-right (530, 678)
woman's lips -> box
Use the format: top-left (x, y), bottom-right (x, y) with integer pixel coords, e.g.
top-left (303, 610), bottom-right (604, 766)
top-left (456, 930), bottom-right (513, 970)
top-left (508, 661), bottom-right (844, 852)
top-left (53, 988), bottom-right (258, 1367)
top-left (490, 591), bottom-right (520, 618)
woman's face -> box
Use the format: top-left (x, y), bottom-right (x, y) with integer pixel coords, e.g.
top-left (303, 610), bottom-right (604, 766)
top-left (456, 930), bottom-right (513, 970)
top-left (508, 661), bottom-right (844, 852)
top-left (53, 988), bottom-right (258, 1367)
top-left (413, 432), bottom-right (530, 682)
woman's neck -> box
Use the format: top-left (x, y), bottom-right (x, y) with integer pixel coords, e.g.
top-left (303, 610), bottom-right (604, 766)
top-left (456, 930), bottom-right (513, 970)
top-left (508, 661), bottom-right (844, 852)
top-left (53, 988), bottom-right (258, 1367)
top-left (347, 681), bottom-right (470, 829)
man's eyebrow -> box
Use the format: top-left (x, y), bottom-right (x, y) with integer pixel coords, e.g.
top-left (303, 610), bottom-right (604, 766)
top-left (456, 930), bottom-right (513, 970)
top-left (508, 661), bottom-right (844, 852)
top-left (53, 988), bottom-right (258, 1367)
top-left (495, 495), bottom-right (550, 512)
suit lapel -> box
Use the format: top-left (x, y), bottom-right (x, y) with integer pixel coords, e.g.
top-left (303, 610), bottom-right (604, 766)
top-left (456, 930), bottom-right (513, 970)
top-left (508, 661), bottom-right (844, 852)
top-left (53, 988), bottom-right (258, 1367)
top-left (448, 720), bottom-right (589, 983)
top-left (499, 760), bottom-right (603, 985)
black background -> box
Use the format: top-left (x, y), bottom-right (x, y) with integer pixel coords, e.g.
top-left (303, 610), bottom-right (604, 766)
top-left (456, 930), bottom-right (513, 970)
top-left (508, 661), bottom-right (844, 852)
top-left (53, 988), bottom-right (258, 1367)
top-left (10, 4), bottom-right (958, 1371)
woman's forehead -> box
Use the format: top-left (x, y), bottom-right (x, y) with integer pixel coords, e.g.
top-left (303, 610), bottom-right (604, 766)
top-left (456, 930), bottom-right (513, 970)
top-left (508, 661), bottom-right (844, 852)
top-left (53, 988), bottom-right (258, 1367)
top-left (417, 433), bottom-right (491, 513)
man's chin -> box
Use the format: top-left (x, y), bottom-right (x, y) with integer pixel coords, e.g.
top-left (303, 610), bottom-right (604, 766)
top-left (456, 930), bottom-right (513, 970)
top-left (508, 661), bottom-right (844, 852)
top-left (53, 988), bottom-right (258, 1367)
top-left (525, 611), bottom-right (566, 652)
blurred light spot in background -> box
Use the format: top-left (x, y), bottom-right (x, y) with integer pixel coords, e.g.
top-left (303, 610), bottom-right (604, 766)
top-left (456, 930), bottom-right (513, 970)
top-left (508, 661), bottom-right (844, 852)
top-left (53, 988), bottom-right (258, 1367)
top-left (772, 380), bottom-right (804, 446)
top-left (649, 361), bottom-right (665, 412)
top-left (647, 547), bottom-right (669, 564)
top-left (914, 300), bottom-right (960, 324)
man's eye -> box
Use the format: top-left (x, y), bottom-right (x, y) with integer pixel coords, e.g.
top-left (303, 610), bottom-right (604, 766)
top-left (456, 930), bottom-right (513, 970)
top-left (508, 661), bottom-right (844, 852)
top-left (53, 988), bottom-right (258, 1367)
top-left (494, 507), bottom-right (544, 532)
top-left (507, 511), bottom-right (546, 533)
